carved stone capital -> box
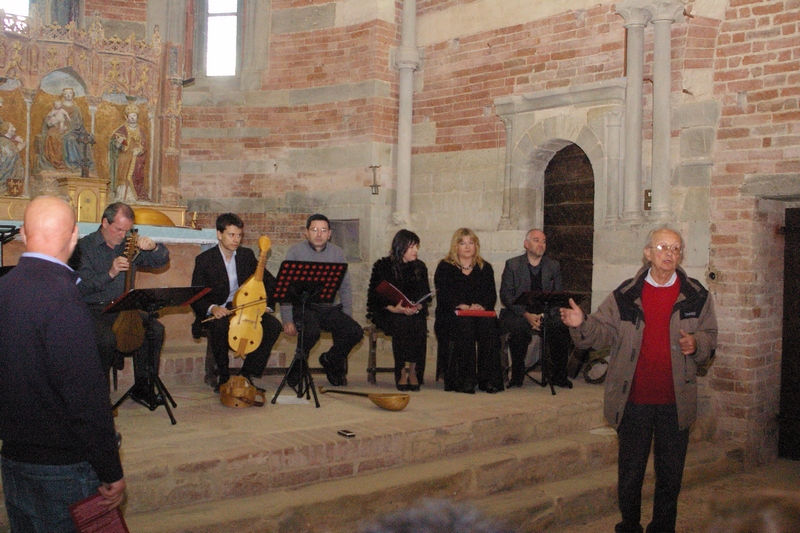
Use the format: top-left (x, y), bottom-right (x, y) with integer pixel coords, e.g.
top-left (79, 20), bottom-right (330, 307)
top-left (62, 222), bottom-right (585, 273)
top-left (616, 1), bottom-right (652, 26)
top-left (646, 1), bottom-right (685, 24)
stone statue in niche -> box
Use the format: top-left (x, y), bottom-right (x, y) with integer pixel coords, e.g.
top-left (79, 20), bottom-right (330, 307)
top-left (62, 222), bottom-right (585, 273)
top-left (108, 104), bottom-right (149, 202)
top-left (0, 121), bottom-right (26, 196)
top-left (38, 87), bottom-right (94, 174)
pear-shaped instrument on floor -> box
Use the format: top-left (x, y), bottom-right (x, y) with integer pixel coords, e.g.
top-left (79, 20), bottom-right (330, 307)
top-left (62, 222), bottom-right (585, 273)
top-left (318, 386), bottom-right (410, 411)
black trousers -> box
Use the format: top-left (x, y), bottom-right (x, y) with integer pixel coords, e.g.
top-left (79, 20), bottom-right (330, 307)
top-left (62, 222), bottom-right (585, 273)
top-left (89, 307), bottom-right (163, 387)
top-left (615, 403), bottom-right (689, 533)
top-left (207, 310), bottom-right (283, 383)
top-left (500, 311), bottom-right (571, 382)
top-left (292, 304), bottom-right (363, 374)
top-left (379, 312), bottom-right (427, 384)
top-left (439, 316), bottom-right (503, 391)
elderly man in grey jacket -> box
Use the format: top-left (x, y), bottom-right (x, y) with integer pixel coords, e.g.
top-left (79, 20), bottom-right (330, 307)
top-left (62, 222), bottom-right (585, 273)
top-left (561, 227), bottom-right (717, 533)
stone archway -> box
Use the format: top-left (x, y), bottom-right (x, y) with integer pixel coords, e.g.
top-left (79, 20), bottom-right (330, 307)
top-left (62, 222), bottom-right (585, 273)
top-left (495, 80), bottom-right (626, 307)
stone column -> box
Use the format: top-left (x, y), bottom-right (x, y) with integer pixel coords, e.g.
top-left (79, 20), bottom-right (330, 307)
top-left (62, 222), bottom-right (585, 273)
top-left (498, 115), bottom-right (514, 229)
top-left (604, 108), bottom-right (624, 222)
top-left (393, 0), bottom-right (421, 226)
top-left (616, 1), bottom-right (651, 221)
top-left (647, 1), bottom-right (684, 219)
top-left (21, 89), bottom-right (35, 195)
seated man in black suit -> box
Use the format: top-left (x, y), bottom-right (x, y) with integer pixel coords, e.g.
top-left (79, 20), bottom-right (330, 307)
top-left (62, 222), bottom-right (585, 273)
top-left (499, 229), bottom-right (572, 388)
top-left (191, 213), bottom-right (283, 392)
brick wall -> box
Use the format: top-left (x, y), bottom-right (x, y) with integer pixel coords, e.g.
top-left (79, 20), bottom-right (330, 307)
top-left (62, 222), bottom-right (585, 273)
top-left (181, 17), bottom-right (400, 231)
top-left (85, 0), bottom-right (147, 22)
top-left (707, 0), bottom-right (797, 459)
top-left (414, 5), bottom-right (625, 154)
top-left (192, 213), bottom-right (309, 250)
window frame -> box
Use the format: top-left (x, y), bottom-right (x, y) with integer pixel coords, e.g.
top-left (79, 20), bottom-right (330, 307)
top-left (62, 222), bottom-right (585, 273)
top-left (193, 0), bottom-right (244, 80)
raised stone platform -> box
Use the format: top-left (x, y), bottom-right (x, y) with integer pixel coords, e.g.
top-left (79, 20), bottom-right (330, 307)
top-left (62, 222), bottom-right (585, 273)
top-left (0, 342), bottom-right (756, 533)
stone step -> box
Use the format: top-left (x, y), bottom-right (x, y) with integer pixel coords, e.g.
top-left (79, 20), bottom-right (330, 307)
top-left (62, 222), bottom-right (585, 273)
top-left (125, 427), bottom-right (617, 532)
top-left (119, 389), bottom-right (606, 515)
top-left (124, 431), bottom-right (743, 533)
top-left (474, 440), bottom-right (745, 532)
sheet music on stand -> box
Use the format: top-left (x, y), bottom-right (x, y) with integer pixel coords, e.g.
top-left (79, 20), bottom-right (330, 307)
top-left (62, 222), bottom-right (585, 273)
top-left (512, 291), bottom-right (583, 315)
top-left (0, 224), bottom-right (20, 277)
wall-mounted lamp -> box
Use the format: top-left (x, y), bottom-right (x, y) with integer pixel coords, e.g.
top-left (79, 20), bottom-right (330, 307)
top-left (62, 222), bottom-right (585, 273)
top-left (369, 165), bottom-right (381, 195)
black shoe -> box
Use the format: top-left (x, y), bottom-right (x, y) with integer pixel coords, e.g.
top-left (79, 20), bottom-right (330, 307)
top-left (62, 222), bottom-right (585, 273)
top-left (241, 374), bottom-right (266, 394)
top-left (553, 378), bottom-right (573, 389)
top-left (457, 386), bottom-right (476, 394)
top-left (508, 376), bottom-right (524, 388)
top-left (129, 384), bottom-right (151, 402)
top-left (480, 385), bottom-right (503, 394)
top-left (214, 376), bottom-right (230, 394)
top-left (319, 354), bottom-right (345, 387)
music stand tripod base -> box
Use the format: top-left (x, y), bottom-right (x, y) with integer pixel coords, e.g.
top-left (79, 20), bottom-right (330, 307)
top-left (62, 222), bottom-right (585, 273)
top-left (271, 354), bottom-right (320, 408)
top-left (513, 291), bottom-right (582, 397)
top-left (106, 286), bottom-right (211, 424)
top-left (269, 260), bottom-right (349, 408)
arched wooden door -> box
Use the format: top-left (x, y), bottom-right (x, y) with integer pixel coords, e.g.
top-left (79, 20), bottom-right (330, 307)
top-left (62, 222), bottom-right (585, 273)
top-left (542, 143), bottom-right (594, 302)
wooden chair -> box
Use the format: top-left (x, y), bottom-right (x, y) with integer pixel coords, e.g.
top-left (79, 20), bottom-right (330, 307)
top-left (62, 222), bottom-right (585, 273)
top-left (364, 324), bottom-right (394, 384)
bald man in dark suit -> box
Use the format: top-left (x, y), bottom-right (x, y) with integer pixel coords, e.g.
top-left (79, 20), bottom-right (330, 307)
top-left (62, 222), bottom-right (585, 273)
top-left (499, 229), bottom-right (572, 388)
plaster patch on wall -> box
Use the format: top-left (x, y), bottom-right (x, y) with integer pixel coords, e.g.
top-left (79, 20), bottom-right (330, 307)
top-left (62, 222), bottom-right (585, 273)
top-left (272, 4), bottom-right (336, 34)
top-left (335, 0), bottom-right (395, 27)
top-left (690, 0), bottom-right (728, 21)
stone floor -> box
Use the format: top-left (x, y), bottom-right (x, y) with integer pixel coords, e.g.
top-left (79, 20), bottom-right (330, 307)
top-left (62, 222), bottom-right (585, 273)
top-left (555, 458), bottom-right (800, 532)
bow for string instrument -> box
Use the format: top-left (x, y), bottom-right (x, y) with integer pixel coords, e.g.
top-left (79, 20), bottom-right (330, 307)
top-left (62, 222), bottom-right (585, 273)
top-left (228, 235), bottom-right (271, 359)
top-left (112, 229), bottom-right (146, 353)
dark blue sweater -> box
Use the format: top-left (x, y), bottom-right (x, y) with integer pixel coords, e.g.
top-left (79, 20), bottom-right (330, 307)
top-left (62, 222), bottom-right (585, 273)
top-left (0, 256), bottom-right (123, 483)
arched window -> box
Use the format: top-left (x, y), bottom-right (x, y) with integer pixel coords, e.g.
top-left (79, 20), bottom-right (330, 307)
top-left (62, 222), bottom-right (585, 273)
top-left (1, 0), bottom-right (30, 16)
top-left (1, 1), bottom-right (80, 25)
top-left (195, 0), bottom-right (241, 77)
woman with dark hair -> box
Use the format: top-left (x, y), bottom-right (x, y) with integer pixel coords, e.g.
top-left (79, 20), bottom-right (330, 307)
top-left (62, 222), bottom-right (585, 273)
top-left (434, 228), bottom-right (504, 394)
top-left (367, 230), bottom-right (431, 391)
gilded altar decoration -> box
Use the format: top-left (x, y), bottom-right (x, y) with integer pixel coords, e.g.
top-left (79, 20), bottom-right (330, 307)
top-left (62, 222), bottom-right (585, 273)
top-left (0, 10), bottom-right (183, 221)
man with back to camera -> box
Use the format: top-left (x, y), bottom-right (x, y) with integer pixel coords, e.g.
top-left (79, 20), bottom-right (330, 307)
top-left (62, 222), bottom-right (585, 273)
top-left (69, 202), bottom-right (170, 400)
top-left (280, 214), bottom-right (364, 388)
top-left (499, 229), bottom-right (573, 388)
top-left (191, 213), bottom-right (283, 392)
top-left (560, 227), bottom-right (717, 533)
top-left (0, 196), bottom-right (125, 532)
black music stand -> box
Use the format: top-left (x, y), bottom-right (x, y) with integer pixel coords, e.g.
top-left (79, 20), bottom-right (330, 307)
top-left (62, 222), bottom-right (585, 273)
top-left (270, 260), bottom-right (348, 408)
top-left (107, 286), bottom-right (210, 424)
top-left (512, 291), bottom-right (582, 395)
top-left (0, 225), bottom-right (20, 278)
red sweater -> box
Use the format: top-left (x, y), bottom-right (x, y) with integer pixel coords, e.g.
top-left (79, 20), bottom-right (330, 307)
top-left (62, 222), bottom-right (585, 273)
top-left (628, 279), bottom-right (680, 404)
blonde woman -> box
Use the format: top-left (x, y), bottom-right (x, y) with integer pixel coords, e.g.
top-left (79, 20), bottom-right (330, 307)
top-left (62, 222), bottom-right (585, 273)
top-left (433, 228), bottom-right (503, 394)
